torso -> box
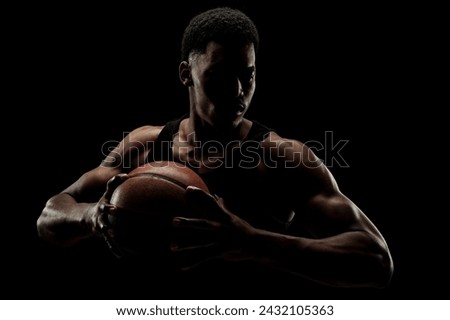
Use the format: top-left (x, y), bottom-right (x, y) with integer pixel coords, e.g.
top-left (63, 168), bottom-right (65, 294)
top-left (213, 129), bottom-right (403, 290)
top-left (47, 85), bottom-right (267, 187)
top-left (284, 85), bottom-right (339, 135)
top-left (104, 116), bottom-right (322, 296)
top-left (147, 116), bottom-right (296, 233)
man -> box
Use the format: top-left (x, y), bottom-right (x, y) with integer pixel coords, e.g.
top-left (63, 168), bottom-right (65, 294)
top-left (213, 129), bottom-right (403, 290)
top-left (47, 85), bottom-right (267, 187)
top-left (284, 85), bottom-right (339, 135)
top-left (37, 7), bottom-right (393, 297)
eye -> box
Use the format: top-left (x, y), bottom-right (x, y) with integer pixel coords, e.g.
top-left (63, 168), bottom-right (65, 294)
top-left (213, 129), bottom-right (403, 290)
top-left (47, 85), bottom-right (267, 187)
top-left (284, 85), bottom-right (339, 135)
top-left (241, 69), bottom-right (255, 83)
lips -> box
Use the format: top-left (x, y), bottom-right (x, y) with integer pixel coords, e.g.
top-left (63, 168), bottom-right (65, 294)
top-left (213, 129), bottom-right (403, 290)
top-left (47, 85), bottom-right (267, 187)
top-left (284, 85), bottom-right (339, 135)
top-left (231, 103), bottom-right (246, 116)
top-left (215, 101), bottom-right (246, 117)
top-left (229, 101), bottom-right (246, 113)
top-left (237, 103), bottom-right (246, 112)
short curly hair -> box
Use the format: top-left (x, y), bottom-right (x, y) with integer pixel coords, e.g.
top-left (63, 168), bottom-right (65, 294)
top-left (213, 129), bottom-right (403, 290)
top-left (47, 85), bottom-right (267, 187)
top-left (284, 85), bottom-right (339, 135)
top-left (181, 7), bottom-right (259, 61)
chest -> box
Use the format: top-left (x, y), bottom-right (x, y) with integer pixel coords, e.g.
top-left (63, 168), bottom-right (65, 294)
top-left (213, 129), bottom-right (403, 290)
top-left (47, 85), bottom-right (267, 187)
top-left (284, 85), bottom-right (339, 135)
top-left (172, 140), bottom-right (295, 232)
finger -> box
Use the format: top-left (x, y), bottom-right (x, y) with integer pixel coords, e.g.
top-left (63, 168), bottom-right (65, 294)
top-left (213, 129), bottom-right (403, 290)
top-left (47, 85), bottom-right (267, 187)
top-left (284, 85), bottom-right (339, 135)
top-left (103, 204), bottom-right (121, 217)
top-left (185, 186), bottom-right (217, 205)
top-left (103, 173), bottom-right (129, 201)
top-left (98, 203), bottom-right (117, 227)
top-left (185, 186), bottom-right (228, 222)
top-left (172, 217), bottom-right (223, 232)
top-left (170, 241), bottom-right (219, 253)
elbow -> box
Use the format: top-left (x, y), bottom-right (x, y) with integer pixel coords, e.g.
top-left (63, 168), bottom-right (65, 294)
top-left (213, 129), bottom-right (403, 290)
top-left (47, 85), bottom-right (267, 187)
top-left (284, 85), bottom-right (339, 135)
top-left (37, 196), bottom-right (56, 241)
top-left (36, 213), bottom-right (74, 247)
top-left (362, 232), bottom-right (394, 289)
top-left (372, 249), bottom-right (394, 289)
top-left (37, 195), bottom-right (92, 247)
top-left (36, 198), bottom-right (65, 245)
top-left (380, 253), bottom-right (394, 289)
top-left (36, 208), bottom-right (55, 243)
top-left (36, 215), bottom-right (44, 239)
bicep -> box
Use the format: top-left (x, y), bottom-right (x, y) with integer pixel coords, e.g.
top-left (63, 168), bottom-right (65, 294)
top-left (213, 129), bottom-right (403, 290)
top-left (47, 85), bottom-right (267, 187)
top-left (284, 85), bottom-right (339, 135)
top-left (61, 125), bottom-right (160, 202)
top-left (270, 136), bottom-right (387, 250)
top-left (299, 165), bottom-right (383, 241)
top-left (283, 146), bottom-right (378, 238)
top-left (304, 191), bottom-right (368, 238)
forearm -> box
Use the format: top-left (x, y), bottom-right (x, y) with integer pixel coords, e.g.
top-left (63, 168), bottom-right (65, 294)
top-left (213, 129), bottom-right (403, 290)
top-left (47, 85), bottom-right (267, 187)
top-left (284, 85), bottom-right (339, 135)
top-left (248, 228), bottom-right (393, 288)
top-left (37, 193), bottom-right (97, 246)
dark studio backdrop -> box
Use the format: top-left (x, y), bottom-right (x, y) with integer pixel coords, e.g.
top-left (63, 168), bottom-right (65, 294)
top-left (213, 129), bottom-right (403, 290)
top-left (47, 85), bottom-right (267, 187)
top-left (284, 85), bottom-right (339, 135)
top-left (5, 1), bottom-right (447, 299)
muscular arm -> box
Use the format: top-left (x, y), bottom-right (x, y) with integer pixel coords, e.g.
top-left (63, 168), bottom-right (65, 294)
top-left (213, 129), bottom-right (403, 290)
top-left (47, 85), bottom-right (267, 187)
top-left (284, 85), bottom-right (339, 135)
top-left (37, 167), bottom-right (120, 246)
top-left (178, 134), bottom-right (393, 288)
top-left (249, 136), bottom-right (394, 288)
top-left (250, 187), bottom-right (393, 288)
top-left (37, 125), bottom-right (162, 246)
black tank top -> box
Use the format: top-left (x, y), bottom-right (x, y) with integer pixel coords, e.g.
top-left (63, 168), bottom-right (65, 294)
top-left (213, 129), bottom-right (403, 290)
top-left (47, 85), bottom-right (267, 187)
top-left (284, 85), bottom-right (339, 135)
top-left (109, 116), bottom-right (350, 298)
top-left (147, 114), bottom-right (272, 163)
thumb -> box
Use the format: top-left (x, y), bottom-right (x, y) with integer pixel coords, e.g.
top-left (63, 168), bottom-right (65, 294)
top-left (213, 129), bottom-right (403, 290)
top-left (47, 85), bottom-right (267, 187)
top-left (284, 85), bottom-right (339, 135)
top-left (185, 186), bottom-right (229, 222)
top-left (185, 186), bottom-right (218, 213)
top-left (185, 185), bottom-right (217, 202)
top-left (103, 173), bottom-right (129, 202)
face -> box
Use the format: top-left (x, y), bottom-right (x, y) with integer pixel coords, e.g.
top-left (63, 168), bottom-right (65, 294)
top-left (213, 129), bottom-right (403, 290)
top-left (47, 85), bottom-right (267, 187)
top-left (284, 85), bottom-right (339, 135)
top-left (187, 41), bottom-right (256, 130)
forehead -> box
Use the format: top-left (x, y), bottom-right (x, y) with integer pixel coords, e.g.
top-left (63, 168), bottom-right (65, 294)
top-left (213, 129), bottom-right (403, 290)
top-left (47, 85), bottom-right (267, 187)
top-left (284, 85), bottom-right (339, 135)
top-left (194, 41), bottom-right (255, 67)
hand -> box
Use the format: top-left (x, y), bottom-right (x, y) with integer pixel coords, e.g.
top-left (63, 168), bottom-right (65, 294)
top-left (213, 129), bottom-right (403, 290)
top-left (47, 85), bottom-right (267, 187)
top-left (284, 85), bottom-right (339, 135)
top-left (170, 186), bottom-right (256, 270)
top-left (89, 174), bottom-right (129, 249)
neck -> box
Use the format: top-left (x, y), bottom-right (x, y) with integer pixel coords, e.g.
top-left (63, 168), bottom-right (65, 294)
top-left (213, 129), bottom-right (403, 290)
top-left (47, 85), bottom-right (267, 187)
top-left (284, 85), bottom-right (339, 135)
top-left (183, 113), bottom-right (249, 146)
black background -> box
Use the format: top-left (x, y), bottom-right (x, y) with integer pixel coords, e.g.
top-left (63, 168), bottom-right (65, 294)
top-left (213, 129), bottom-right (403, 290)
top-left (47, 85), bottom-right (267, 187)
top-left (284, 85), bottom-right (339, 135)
top-left (4, 1), bottom-right (447, 299)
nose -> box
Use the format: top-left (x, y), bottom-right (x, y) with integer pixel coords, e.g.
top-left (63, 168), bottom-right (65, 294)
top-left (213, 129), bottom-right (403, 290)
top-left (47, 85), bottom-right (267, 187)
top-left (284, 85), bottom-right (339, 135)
top-left (229, 76), bottom-right (244, 98)
top-left (234, 77), bottom-right (244, 98)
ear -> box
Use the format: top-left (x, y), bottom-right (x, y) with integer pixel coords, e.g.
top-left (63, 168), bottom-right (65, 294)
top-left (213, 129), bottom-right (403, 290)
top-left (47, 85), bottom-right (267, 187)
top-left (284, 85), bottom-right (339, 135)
top-left (179, 61), bottom-right (193, 87)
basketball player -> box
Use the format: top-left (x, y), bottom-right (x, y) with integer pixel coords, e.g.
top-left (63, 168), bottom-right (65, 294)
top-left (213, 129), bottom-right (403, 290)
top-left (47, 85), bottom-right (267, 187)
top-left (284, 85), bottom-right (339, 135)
top-left (37, 7), bottom-right (393, 296)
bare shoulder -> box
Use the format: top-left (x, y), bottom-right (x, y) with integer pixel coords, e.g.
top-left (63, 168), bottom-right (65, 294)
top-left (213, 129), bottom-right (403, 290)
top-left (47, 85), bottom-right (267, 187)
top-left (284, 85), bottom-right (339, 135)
top-left (261, 132), bottom-right (322, 170)
top-left (124, 125), bottom-right (164, 144)
top-left (260, 132), bottom-right (337, 195)
top-left (101, 125), bottom-right (164, 169)
top-left (63, 125), bottom-right (165, 199)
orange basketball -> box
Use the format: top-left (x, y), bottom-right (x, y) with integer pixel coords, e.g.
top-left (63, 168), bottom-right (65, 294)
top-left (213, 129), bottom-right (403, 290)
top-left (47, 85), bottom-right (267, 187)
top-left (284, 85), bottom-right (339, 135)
top-left (106, 161), bottom-right (209, 258)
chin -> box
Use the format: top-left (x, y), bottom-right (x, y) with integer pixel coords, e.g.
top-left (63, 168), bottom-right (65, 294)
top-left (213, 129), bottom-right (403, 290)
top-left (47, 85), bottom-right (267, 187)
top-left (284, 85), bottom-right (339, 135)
top-left (212, 114), bottom-right (243, 130)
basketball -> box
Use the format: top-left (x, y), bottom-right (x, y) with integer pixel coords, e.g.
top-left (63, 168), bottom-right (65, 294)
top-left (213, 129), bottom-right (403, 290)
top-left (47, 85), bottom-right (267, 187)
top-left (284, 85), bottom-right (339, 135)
top-left (105, 161), bottom-right (209, 258)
